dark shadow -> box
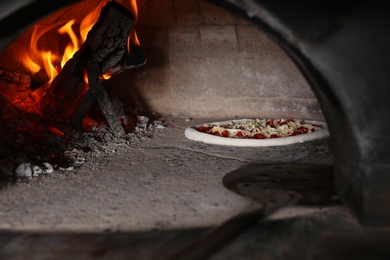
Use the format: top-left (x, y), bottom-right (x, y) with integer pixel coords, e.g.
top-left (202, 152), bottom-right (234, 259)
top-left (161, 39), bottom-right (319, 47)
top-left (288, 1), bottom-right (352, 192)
top-left (223, 163), bottom-right (341, 206)
top-left (1, 206), bottom-right (388, 260)
top-left (0, 176), bottom-right (17, 191)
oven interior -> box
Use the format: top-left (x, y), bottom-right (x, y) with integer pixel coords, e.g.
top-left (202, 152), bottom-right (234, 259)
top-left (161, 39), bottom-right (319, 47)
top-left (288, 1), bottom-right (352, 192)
top-left (0, 0), bottom-right (389, 259)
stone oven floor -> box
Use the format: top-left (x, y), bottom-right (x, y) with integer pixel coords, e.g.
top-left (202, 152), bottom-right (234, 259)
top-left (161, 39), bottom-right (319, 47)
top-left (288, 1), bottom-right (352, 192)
top-left (0, 117), bottom-right (388, 259)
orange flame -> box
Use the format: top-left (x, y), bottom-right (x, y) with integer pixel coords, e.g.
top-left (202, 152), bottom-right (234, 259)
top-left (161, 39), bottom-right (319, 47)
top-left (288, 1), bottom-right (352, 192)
top-left (18, 0), bottom-right (140, 109)
top-left (58, 19), bottom-right (78, 69)
top-left (21, 0), bottom-right (119, 84)
top-left (83, 70), bottom-right (89, 84)
top-left (125, 0), bottom-right (141, 49)
top-left (80, 1), bottom-right (108, 42)
top-left (22, 23), bottom-right (59, 76)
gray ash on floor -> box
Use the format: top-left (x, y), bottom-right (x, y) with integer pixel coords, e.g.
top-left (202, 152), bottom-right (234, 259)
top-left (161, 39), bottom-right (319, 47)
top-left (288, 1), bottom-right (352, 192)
top-left (0, 113), bottom-right (167, 179)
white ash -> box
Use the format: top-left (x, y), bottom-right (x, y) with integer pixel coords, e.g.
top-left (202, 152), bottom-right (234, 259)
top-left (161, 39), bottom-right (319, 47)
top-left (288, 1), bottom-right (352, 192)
top-left (58, 166), bottom-right (74, 171)
top-left (152, 120), bottom-right (166, 129)
top-left (136, 115), bottom-right (149, 130)
top-left (14, 161), bottom-right (55, 178)
top-left (7, 115), bottom-right (167, 179)
top-left (42, 162), bottom-right (54, 174)
top-left (15, 163), bottom-right (32, 178)
top-left (32, 165), bottom-right (42, 176)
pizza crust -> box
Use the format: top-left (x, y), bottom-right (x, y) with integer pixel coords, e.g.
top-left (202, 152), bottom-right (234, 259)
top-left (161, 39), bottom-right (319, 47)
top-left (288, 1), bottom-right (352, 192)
top-left (184, 118), bottom-right (329, 147)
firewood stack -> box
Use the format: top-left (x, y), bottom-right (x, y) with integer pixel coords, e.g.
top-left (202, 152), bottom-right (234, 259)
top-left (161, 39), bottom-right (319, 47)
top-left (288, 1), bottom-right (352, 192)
top-left (40, 0), bottom-right (145, 137)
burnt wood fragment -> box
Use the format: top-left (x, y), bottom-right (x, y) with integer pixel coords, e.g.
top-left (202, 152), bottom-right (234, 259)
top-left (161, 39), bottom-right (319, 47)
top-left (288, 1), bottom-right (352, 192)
top-left (40, 1), bottom-right (135, 136)
top-left (0, 67), bottom-right (30, 86)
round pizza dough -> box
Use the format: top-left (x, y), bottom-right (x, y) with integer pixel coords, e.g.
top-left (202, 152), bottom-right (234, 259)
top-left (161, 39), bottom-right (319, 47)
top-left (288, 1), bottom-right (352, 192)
top-left (184, 118), bottom-right (330, 147)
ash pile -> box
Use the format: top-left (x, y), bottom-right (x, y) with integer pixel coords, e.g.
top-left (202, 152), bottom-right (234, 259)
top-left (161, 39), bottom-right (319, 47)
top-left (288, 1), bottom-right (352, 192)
top-left (0, 107), bottom-right (167, 179)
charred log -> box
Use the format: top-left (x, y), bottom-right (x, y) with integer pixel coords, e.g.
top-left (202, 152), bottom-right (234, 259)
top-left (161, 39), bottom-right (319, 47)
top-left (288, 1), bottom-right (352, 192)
top-left (0, 66), bottom-right (30, 86)
top-left (40, 0), bottom-right (135, 137)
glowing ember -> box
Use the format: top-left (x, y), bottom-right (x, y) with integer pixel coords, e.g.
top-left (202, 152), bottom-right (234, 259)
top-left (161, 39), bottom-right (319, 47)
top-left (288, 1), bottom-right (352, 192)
top-left (0, 0), bottom-right (142, 148)
top-left (0, 0), bottom-right (147, 175)
top-left (48, 126), bottom-right (66, 137)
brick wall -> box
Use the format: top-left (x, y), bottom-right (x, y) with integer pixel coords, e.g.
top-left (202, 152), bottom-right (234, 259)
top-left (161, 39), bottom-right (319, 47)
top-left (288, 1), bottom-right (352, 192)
top-left (110, 0), bottom-right (324, 120)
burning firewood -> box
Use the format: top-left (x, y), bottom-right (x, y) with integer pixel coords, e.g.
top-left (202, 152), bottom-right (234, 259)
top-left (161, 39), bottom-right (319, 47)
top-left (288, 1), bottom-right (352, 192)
top-left (40, 0), bottom-right (140, 137)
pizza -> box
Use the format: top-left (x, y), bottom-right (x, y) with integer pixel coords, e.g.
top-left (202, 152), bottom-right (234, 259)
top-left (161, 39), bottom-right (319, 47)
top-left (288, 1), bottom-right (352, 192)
top-left (194, 118), bottom-right (323, 139)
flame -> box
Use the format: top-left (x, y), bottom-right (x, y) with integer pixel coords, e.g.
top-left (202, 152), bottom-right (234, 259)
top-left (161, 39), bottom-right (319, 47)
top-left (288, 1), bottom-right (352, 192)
top-left (21, 1), bottom-right (112, 84)
top-left (80, 1), bottom-right (108, 42)
top-left (125, 0), bottom-right (141, 51)
top-left (20, 0), bottom-right (140, 98)
top-left (83, 70), bottom-right (89, 84)
top-left (102, 74), bottom-right (111, 80)
top-left (129, 0), bottom-right (138, 19)
top-left (58, 20), bottom-right (78, 69)
top-left (22, 24), bottom-right (59, 75)
top-left (3, 0), bottom-right (142, 139)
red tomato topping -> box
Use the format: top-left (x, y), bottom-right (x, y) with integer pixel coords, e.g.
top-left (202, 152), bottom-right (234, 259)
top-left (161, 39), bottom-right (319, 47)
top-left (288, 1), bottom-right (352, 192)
top-left (299, 127), bottom-right (309, 134)
top-left (266, 119), bottom-right (274, 126)
top-left (221, 130), bottom-right (229, 137)
top-left (253, 133), bottom-right (266, 139)
top-left (197, 126), bottom-right (212, 133)
top-left (291, 131), bottom-right (301, 136)
top-left (212, 131), bottom-right (221, 136)
top-left (235, 131), bottom-right (244, 137)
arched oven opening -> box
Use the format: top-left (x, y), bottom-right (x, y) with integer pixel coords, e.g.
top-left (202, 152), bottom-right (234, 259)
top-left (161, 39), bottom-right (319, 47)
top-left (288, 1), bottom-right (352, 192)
top-left (0, 0), bottom-right (389, 258)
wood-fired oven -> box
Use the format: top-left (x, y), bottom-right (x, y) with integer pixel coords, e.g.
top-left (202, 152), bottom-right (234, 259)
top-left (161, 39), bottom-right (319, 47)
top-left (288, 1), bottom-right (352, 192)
top-left (1, 0), bottom-right (390, 251)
